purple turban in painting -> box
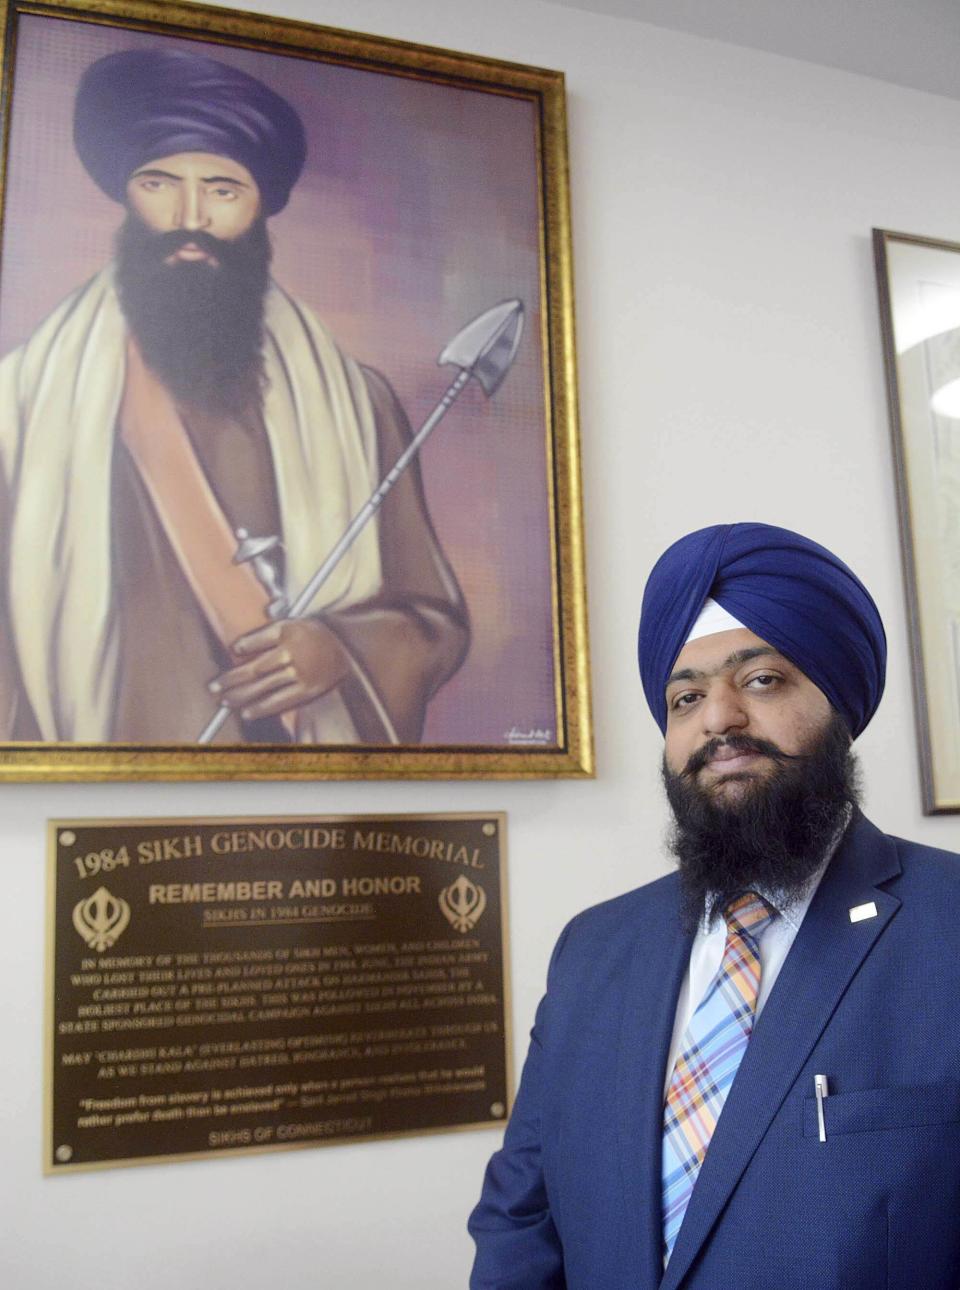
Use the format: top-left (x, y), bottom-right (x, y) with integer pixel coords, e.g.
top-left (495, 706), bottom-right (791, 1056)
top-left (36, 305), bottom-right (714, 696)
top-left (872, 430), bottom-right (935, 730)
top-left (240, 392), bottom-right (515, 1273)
top-left (73, 49), bottom-right (307, 216)
top-left (638, 523), bottom-right (887, 738)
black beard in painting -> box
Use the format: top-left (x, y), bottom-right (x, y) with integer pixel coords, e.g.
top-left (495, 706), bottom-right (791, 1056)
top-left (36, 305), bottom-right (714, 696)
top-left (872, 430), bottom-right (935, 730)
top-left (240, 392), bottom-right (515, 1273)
top-left (115, 213), bottom-right (272, 417)
top-left (661, 711), bottom-right (861, 931)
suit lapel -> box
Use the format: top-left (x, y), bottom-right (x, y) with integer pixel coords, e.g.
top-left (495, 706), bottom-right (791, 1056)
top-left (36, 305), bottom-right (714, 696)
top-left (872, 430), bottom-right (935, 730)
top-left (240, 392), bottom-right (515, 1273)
top-left (616, 878), bottom-right (693, 1290)
top-left (659, 814), bottom-right (902, 1290)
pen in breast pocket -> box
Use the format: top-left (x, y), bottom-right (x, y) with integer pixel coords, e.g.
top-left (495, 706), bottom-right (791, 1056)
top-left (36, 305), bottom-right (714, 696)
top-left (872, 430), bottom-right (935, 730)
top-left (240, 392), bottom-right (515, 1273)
top-left (814, 1074), bottom-right (829, 1142)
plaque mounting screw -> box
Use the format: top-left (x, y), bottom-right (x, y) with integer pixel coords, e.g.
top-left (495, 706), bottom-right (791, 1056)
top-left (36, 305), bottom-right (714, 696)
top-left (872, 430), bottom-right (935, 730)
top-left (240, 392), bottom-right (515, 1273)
top-left (55, 1145), bottom-right (73, 1163)
top-left (59, 831), bottom-right (76, 847)
top-left (482, 823), bottom-right (496, 836)
top-left (490, 1102), bottom-right (505, 1118)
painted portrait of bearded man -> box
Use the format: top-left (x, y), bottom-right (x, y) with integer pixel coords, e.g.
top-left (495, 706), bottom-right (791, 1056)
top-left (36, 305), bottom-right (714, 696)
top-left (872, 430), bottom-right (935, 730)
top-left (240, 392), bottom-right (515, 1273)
top-left (0, 13), bottom-right (563, 764)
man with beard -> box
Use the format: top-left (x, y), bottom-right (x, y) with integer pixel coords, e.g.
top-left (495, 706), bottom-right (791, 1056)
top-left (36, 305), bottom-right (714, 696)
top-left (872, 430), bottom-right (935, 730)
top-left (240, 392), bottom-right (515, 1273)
top-left (0, 48), bottom-right (468, 743)
top-left (470, 522), bottom-right (960, 1289)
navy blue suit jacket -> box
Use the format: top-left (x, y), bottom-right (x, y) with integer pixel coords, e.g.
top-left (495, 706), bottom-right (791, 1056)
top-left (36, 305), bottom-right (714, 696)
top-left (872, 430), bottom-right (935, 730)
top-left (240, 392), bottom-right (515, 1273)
top-left (469, 813), bottom-right (960, 1288)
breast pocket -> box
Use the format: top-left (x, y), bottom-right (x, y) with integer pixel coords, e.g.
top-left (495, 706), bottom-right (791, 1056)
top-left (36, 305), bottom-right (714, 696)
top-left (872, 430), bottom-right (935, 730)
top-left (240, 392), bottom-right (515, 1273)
top-left (802, 1081), bottom-right (960, 1137)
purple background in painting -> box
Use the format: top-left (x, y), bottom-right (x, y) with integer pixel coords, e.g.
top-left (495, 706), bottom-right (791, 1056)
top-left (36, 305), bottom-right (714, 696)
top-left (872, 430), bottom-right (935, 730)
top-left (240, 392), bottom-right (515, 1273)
top-left (0, 15), bottom-right (556, 747)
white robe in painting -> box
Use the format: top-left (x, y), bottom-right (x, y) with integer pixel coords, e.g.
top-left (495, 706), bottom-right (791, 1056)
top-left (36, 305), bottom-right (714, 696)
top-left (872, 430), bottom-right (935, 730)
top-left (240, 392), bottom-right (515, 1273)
top-left (0, 268), bottom-right (385, 743)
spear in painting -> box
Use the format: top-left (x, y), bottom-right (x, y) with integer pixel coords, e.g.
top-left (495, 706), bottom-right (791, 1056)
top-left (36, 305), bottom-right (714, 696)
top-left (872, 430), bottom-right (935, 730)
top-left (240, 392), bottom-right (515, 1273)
top-left (197, 297), bottom-right (525, 744)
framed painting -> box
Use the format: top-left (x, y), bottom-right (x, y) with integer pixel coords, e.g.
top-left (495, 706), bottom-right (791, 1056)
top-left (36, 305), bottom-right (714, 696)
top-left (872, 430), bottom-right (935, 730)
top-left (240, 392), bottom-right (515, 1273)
top-left (874, 228), bottom-right (960, 812)
top-left (0, 0), bottom-right (591, 780)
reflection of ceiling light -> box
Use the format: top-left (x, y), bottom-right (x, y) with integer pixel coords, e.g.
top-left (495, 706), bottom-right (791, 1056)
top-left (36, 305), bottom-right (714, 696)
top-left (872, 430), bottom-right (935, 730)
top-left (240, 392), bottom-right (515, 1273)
top-left (931, 378), bottom-right (960, 419)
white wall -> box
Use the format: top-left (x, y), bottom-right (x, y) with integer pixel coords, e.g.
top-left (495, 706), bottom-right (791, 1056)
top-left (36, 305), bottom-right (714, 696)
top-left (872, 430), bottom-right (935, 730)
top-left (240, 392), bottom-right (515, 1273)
top-left (4, 1), bottom-right (960, 1286)
top-left (552, 0), bottom-right (960, 101)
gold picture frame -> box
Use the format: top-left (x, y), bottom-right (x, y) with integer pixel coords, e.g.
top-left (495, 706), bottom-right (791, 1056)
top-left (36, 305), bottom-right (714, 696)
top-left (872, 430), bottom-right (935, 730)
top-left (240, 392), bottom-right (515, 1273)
top-left (874, 228), bottom-right (960, 813)
top-left (0, 0), bottom-right (591, 780)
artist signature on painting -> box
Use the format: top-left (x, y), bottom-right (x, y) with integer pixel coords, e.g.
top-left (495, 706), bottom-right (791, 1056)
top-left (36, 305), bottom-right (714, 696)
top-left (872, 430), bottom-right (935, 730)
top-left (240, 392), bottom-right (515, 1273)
top-left (505, 726), bottom-right (553, 745)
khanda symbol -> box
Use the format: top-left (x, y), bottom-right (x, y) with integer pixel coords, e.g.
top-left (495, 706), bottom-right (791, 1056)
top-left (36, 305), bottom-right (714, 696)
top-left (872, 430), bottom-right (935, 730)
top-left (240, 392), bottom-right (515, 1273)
top-left (439, 874), bottom-right (487, 933)
top-left (72, 886), bottom-right (131, 952)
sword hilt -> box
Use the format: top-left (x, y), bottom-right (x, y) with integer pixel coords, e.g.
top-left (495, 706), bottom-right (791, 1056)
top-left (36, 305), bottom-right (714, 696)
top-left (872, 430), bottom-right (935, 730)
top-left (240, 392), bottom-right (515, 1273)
top-left (233, 527), bottom-right (288, 620)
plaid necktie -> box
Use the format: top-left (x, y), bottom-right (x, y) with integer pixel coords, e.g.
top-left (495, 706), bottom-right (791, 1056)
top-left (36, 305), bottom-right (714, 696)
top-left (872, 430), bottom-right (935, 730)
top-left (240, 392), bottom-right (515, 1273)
top-left (661, 892), bottom-right (776, 1263)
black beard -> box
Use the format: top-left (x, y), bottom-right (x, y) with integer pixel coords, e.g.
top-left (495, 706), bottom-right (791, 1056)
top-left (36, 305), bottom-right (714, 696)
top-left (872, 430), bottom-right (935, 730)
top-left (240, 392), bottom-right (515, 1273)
top-left (662, 712), bottom-right (861, 932)
top-left (115, 214), bottom-right (271, 417)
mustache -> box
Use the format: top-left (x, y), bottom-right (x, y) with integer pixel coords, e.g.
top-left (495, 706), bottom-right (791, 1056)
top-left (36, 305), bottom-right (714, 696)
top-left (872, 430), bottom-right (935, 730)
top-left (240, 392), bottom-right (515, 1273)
top-left (682, 733), bottom-right (802, 778)
top-left (134, 227), bottom-right (239, 266)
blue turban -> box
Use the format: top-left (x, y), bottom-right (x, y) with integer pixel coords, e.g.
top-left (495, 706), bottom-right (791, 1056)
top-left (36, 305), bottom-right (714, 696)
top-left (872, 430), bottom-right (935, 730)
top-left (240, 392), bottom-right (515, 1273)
top-left (73, 49), bottom-right (307, 216)
top-left (638, 523), bottom-right (887, 738)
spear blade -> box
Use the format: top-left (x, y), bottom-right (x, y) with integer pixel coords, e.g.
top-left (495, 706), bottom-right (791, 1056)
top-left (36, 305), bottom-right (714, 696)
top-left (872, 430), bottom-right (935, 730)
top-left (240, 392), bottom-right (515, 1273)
top-left (439, 298), bottom-right (524, 395)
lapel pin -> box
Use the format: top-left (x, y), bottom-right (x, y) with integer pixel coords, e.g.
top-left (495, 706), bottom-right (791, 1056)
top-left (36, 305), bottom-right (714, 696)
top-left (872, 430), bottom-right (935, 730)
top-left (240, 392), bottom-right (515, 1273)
top-left (848, 901), bottom-right (878, 923)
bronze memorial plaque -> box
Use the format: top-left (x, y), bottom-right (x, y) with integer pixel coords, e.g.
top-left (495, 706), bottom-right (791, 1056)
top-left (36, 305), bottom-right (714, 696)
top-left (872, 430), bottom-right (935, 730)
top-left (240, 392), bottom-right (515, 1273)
top-left (46, 813), bottom-right (509, 1171)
